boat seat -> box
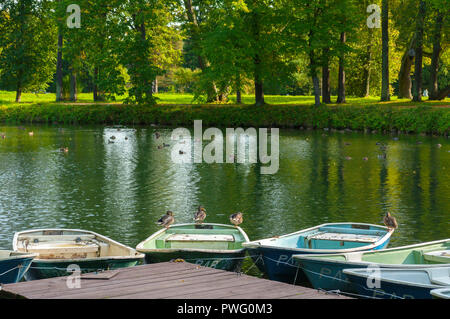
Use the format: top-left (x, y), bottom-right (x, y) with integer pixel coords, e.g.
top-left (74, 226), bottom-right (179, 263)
top-left (166, 234), bottom-right (235, 242)
top-left (19, 234), bottom-right (96, 243)
top-left (24, 241), bottom-right (100, 259)
top-left (306, 232), bottom-right (380, 243)
top-left (318, 227), bottom-right (384, 237)
top-left (423, 250), bottom-right (450, 263)
top-left (345, 252), bottom-right (364, 262)
top-left (429, 268), bottom-right (450, 286)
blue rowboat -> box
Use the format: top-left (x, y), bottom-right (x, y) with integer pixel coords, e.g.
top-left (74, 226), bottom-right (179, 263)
top-left (242, 223), bottom-right (393, 284)
top-left (0, 250), bottom-right (36, 284)
top-left (430, 288), bottom-right (450, 299)
top-left (293, 239), bottom-right (450, 294)
top-left (343, 267), bottom-right (450, 299)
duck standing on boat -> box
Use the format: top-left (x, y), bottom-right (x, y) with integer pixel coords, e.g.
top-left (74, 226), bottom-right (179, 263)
top-left (194, 206), bottom-right (207, 224)
top-left (384, 212), bottom-right (398, 230)
top-left (157, 211), bottom-right (175, 228)
top-left (230, 212), bottom-right (243, 227)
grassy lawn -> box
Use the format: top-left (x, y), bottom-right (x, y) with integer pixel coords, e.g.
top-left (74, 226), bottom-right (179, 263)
top-left (1, 90), bottom-right (449, 107)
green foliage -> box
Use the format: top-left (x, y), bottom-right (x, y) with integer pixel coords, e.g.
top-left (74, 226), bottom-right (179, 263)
top-left (0, 0), bottom-right (57, 95)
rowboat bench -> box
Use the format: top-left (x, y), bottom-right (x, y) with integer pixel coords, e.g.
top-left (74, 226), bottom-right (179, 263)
top-left (17, 235), bottom-right (109, 259)
top-left (18, 234), bottom-right (97, 243)
top-left (165, 234), bottom-right (235, 242)
top-left (317, 226), bottom-right (386, 237)
top-left (423, 250), bottom-right (450, 264)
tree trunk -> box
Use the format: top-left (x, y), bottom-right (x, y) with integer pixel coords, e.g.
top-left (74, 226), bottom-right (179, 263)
top-left (398, 35), bottom-right (417, 99)
top-left (381, 0), bottom-right (390, 101)
top-left (70, 72), bottom-right (77, 102)
top-left (236, 74), bottom-right (242, 104)
top-left (322, 48), bottom-right (331, 104)
top-left (93, 67), bottom-right (99, 101)
top-left (254, 58), bottom-right (265, 106)
top-left (313, 75), bottom-right (321, 106)
top-left (413, 0), bottom-right (426, 102)
top-left (435, 86), bottom-right (450, 100)
top-left (429, 11), bottom-right (443, 100)
top-left (363, 44), bottom-right (372, 97)
top-left (362, 28), bottom-right (373, 97)
top-left (183, 0), bottom-right (217, 103)
top-left (15, 83), bottom-right (22, 103)
top-left (55, 32), bottom-right (64, 102)
top-left (337, 32), bottom-right (346, 104)
top-left (152, 78), bottom-right (158, 94)
top-left (308, 48), bottom-right (321, 107)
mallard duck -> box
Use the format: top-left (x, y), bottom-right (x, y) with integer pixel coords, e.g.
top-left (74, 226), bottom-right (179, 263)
top-left (155, 132), bottom-right (161, 139)
top-left (194, 206), bottom-right (207, 224)
top-left (60, 147), bottom-right (69, 153)
top-left (230, 212), bottom-right (243, 227)
top-left (157, 211), bottom-right (175, 228)
top-left (383, 212), bottom-right (398, 230)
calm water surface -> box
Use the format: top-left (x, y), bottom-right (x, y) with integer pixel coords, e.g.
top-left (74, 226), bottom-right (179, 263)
top-left (0, 125), bottom-right (449, 267)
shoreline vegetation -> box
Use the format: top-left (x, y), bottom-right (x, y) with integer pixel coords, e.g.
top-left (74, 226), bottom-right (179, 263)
top-left (0, 92), bottom-right (449, 135)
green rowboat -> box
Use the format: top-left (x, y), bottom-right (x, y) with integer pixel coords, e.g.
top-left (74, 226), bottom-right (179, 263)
top-left (13, 229), bottom-right (145, 280)
top-left (293, 239), bottom-right (450, 294)
top-left (136, 223), bottom-right (250, 271)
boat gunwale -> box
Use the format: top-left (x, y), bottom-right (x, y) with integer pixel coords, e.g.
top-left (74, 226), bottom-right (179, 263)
top-left (12, 228), bottom-right (145, 262)
top-left (292, 238), bottom-right (450, 269)
top-left (0, 250), bottom-right (38, 262)
top-left (342, 267), bottom-right (450, 289)
top-left (242, 222), bottom-right (394, 254)
top-left (136, 223), bottom-right (250, 254)
top-left (430, 288), bottom-right (450, 299)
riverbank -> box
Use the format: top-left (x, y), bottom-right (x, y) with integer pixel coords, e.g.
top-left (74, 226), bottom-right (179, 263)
top-left (1, 102), bottom-right (449, 135)
top-left (1, 92), bottom-right (449, 135)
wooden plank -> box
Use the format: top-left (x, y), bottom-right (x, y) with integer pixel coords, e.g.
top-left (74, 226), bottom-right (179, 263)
top-left (54, 271), bottom-right (238, 299)
top-left (1, 262), bottom-right (351, 299)
top-left (3, 262), bottom-right (192, 293)
top-left (21, 267), bottom-right (228, 299)
top-left (166, 279), bottom-right (285, 299)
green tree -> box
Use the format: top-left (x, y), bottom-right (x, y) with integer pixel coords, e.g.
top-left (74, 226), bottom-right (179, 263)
top-left (0, 0), bottom-right (57, 102)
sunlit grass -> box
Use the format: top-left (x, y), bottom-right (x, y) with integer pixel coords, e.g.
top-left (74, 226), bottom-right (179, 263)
top-left (1, 90), bottom-right (449, 107)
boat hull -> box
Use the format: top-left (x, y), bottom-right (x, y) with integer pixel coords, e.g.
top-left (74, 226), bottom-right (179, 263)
top-left (294, 240), bottom-right (450, 294)
top-left (143, 250), bottom-right (247, 271)
top-left (0, 256), bottom-right (35, 284)
top-left (25, 258), bottom-right (143, 281)
top-left (344, 270), bottom-right (445, 299)
top-left (137, 223), bottom-right (250, 272)
top-left (247, 236), bottom-right (390, 285)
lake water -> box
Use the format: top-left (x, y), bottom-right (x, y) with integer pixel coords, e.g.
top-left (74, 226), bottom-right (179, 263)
top-left (0, 124), bottom-right (449, 273)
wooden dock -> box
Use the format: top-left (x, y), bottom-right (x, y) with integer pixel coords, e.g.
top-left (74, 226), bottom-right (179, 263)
top-left (0, 262), bottom-right (351, 299)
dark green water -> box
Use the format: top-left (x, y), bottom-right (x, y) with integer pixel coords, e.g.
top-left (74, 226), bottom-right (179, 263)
top-left (1, 125), bottom-right (449, 260)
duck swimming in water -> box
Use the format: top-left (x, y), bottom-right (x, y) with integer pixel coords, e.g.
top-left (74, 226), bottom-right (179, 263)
top-left (157, 211), bottom-right (175, 229)
top-left (194, 206), bottom-right (207, 224)
top-left (230, 212), bottom-right (243, 227)
top-left (383, 212), bottom-right (398, 230)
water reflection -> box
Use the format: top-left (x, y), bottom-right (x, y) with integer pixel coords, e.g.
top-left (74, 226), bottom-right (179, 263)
top-left (0, 125), bottom-right (449, 252)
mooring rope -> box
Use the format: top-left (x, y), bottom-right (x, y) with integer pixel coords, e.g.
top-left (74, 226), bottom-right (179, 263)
top-left (256, 254), bottom-right (405, 299)
top-left (0, 264), bottom-right (21, 277)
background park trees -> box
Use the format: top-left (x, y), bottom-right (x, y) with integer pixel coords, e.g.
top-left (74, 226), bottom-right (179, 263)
top-left (0, 0), bottom-right (448, 105)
